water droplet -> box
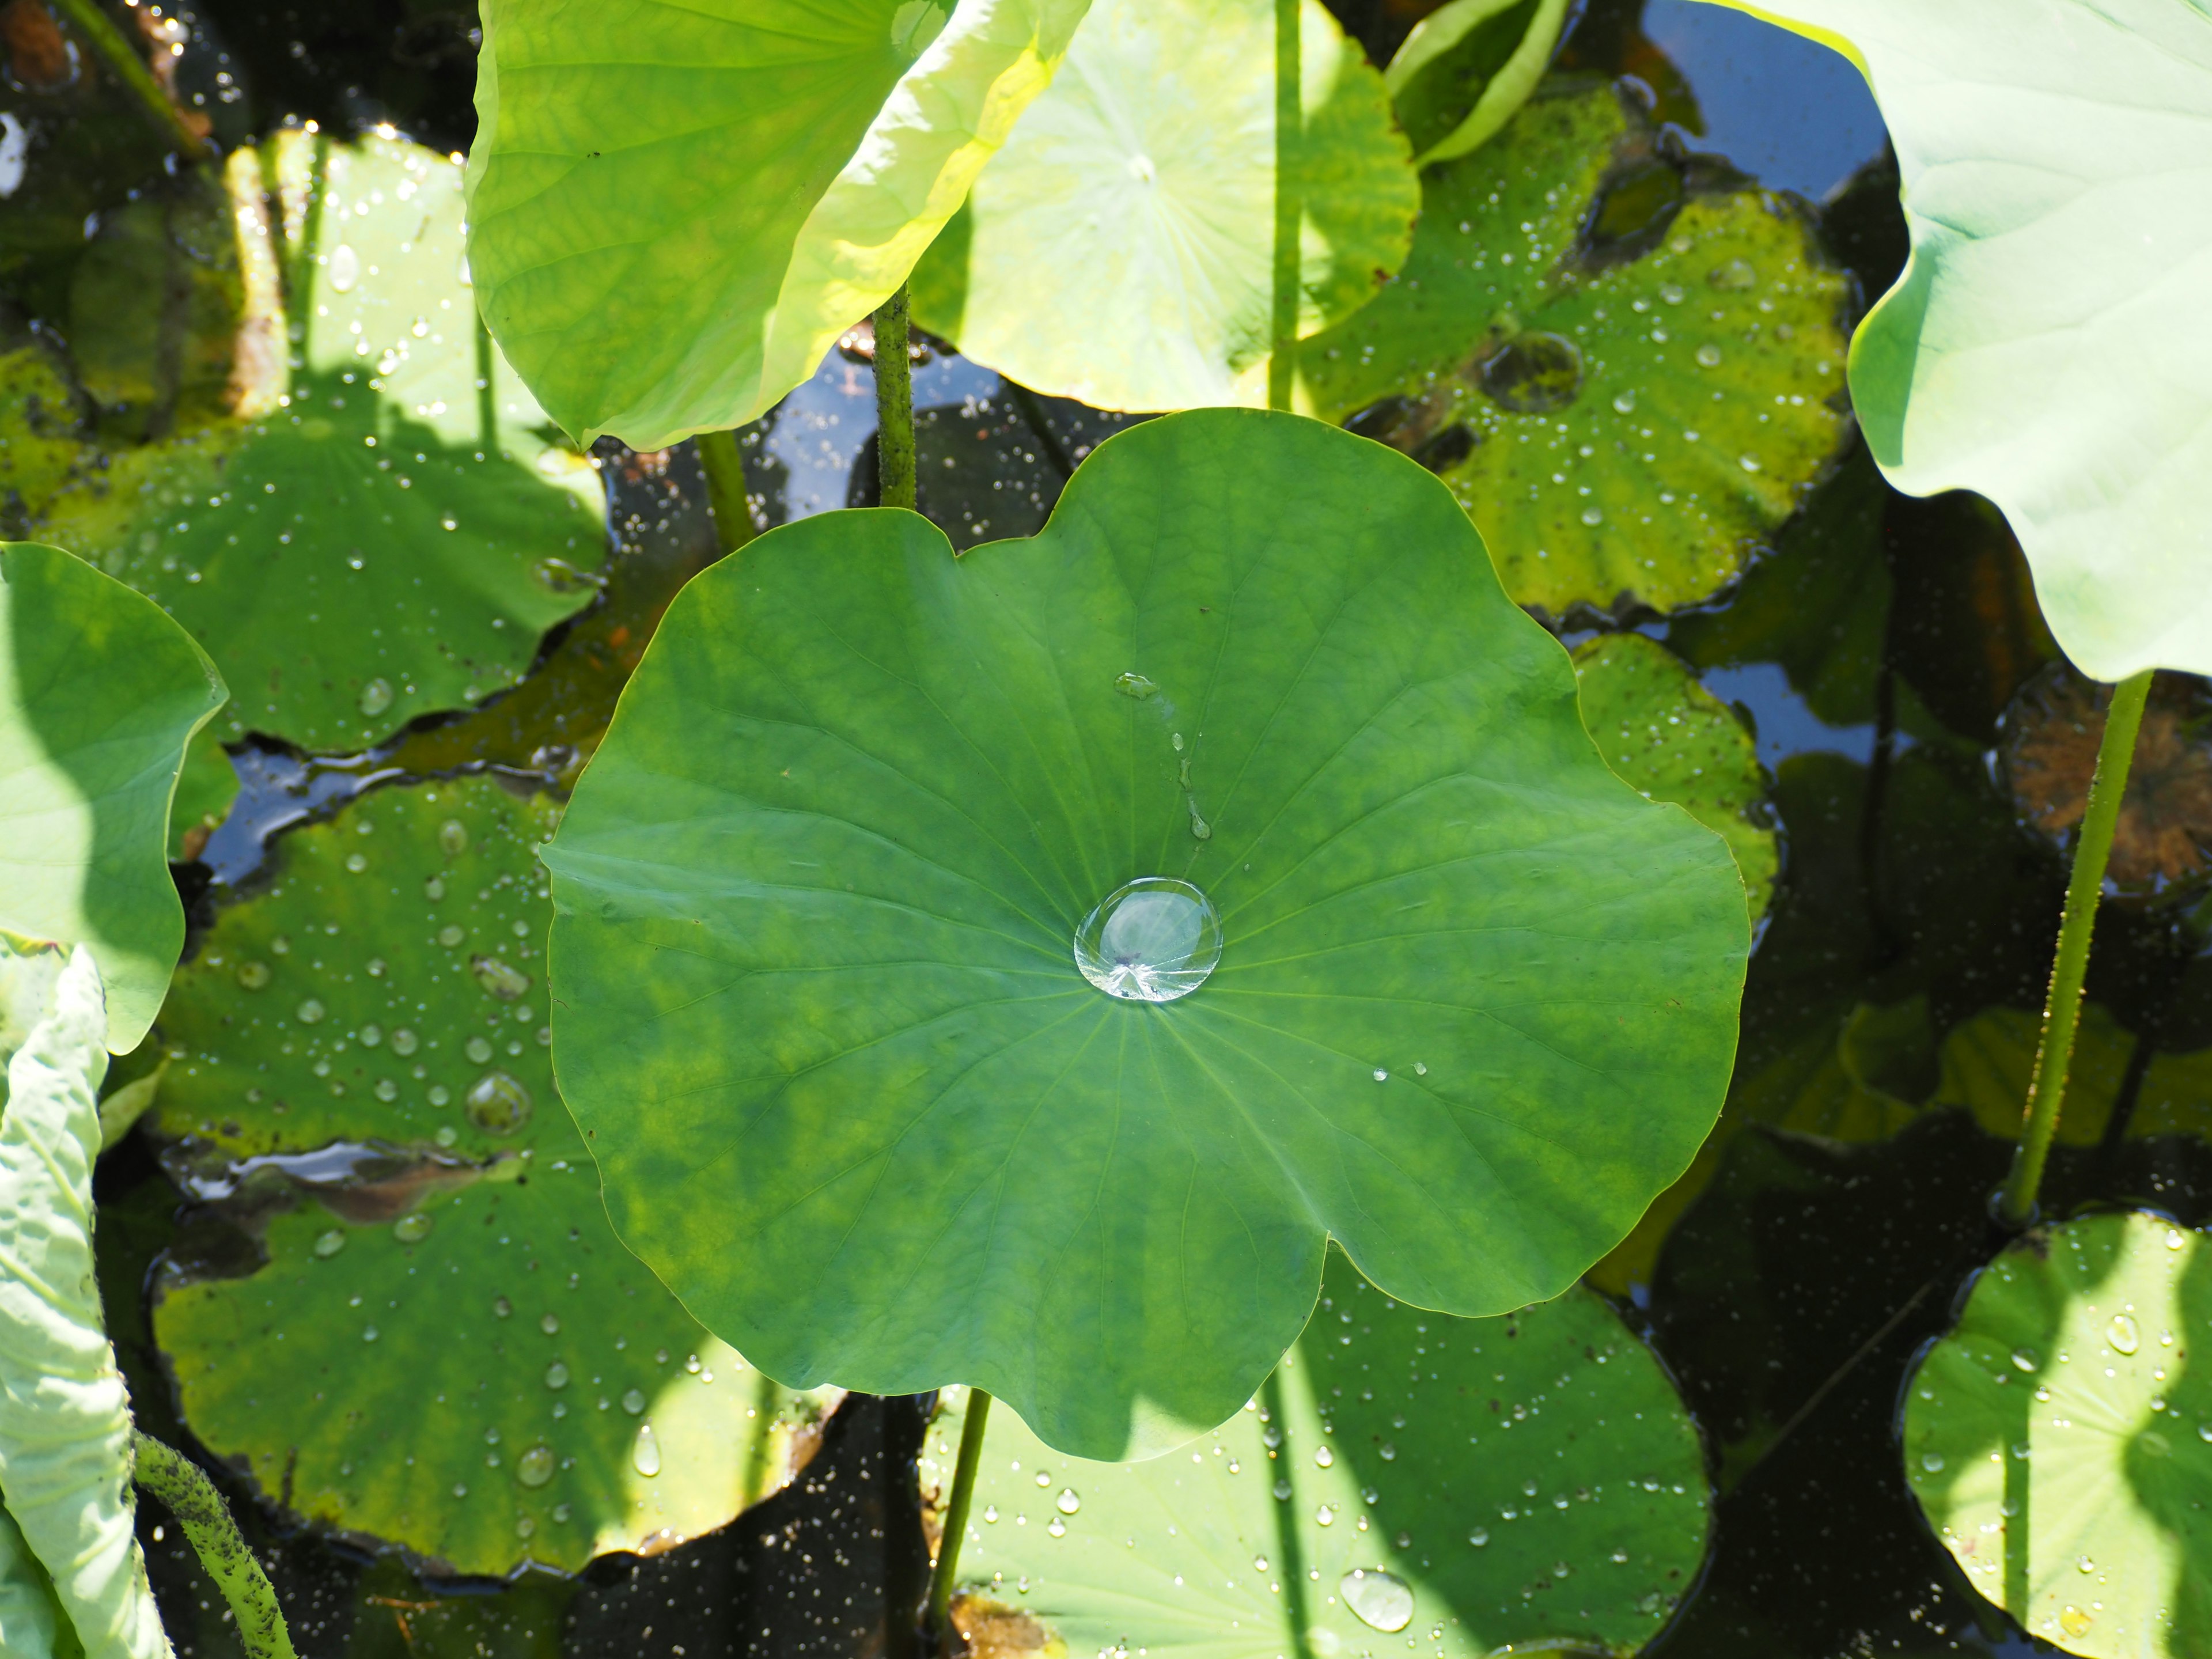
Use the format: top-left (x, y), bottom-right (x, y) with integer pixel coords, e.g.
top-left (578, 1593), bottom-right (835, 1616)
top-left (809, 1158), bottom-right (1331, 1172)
top-left (493, 1297), bottom-right (513, 1319)
top-left (1580, 506), bottom-right (1603, 526)
top-left (516, 1444), bottom-right (555, 1488)
top-left (1379, 1442), bottom-right (1397, 1461)
top-left (1273, 1479), bottom-right (1293, 1500)
top-left (983, 1504), bottom-right (999, 1523)
top-left (467, 1070), bottom-right (533, 1133)
top-left (1612, 391), bottom-right (1636, 415)
top-left (1660, 282), bottom-right (1685, 305)
top-left (632, 1423), bottom-right (662, 1477)
top-left (237, 960), bottom-right (271, 990)
top-left (1738, 454), bottom-right (1762, 474)
top-left (472, 955), bottom-right (532, 1000)
top-left (1373, 1069), bottom-right (1388, 1083)
top-left (544, 1361), bottom-right (570, 1390)
top-left (2011, 1348), bottom-right (2038, 1372)
top-left (425, 877), bottom-right (446, 902)
top-left (1315, 1505), bottom-right (1335, 1526)
top-left (1468, 1528), bottom-right (1488, 1547)
top-left (395, 1212), bottom-right (433, 1243)
top-left (2061, 1607), bottom-right (2093, 1638)
top-left (1695, 344), bottom-right (1722, 368)
top-left (358, 677), bottom-right (393, 717)
top-left (296, 998), bottom-right (327, 1025)
top-left (540, 1313), bottom-right (560, 1335)
top-left (390, 1028), bottom-right (419, 1057)
top-left (1921, 1452), bottom-right (1944, 1472)
top-left (328, 244), bottom-right (360, 293)
top-left (440, 925), bottom-right (467, 948)
top-left (440, 819), bottom-right (470, 856)
top-left (362, 1324), bottom-right (379, 1342)
top-left (622, 1388), bottom-right (647, 1415)
top-left (1073, 878), bottom-right (1222, 1003)
top-left (1252, 1556), bottom-right (1269, 1573)
top-left (1313, 1446), bottom-right (1334, 1468)
top-left (1055, 1488), bottom-right (1080, 1514)
top-left (2077, 1555), bottom-right (2095, 1574)
top-left (465, 1035), bottom-right (495, 1063)
top-left (1112, 672), bottom-right (1157, 700)
top-left (313, 1229), bottom-right (347, 1258)
top-left (1340, 1569), bottom-right (1414, 1633)
top-left (2107, 1314), bottom-right (2141, 1355)
top-left (1414, 1062), bottom-right (1427, 1075)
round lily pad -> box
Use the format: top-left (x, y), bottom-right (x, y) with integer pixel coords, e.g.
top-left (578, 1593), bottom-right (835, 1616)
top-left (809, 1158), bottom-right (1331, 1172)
top-left (1903, 1210), bottom-right (2212, 1657)
top-left (1, 541), bottom-right (228, 1051)
top-left (1298, 79), bottom-right (1853, 620)
top-left (145, 775), bottom-right (840, 1575)
top-left (908, 0), bottom-right (1418, 411)
top-left (464, 0), bottom-right (1092, 448)
top-left (543, 407), bottom-right (1748, 1460)
top-left (1573, 632), bottom-right (1776, 922)
top-left (927, 1251), bottom-right (1710, 1657)
top-left (39, 131), bottom-right (608, 754)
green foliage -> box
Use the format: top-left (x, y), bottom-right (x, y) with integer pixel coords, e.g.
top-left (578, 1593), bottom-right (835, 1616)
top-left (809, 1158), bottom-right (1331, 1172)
top-left (145, 776), bottom-right (837, 1575)
top-left (0, 945), bottom-right (167, 1659)
top-left (0, 1502), bottom-right (77, 1659)
top-left (908, 0), bottom-right (1418, 410)
top-left (1692, 0), bottom-right (2212, 681)
top-left (929, 1253), bottom-right (1708, 1657)
top-left (1931, 1002), bottom-right (2212, 1146)
top-left (1386, 0), bottom-right (1571, 164)
top-left (1, 541), bottom-right (226, 1050)
top-left (544, 409), bottom-right (1747, 1460)
top-left (464, 0), bottom-right (1092, 449)
top-left (1299, 81), bottom-right (1852, 619)
top-left (37, 131), bottom-right (608, 756)
top-left (1573, 632), bottom-right (1777, 921)
top-left (1904, 1210), bottom-right (2212, 1656)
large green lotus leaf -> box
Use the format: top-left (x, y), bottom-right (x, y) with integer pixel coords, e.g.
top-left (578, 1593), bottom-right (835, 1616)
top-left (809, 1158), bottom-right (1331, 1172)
top-left (908, 0), bottom-right (1418, 411)
top-left (926, 1252), bottom-right (1709, 1657)
top-left (1297, 81), bottom-right (1853, 619)
top-left (1692, 0), bottom-right (2212, 682)
top-left (1, 542), bottom-right (227, 1051)
top-left (40, 131), bottom-right (608, 754)
top-left (543, 408), bottom-right (1748, 1461)
top-left (464, 0), bottom-right (1092, 449)
top-left (0, 945), bottom-right (168, 1659)
top-left (1903, 1210), bottom-right (2212, 1657)
top-left (144, 776), bottom-right (840, 1575)
top-left (1573, 632), bottom-right (1775, 922)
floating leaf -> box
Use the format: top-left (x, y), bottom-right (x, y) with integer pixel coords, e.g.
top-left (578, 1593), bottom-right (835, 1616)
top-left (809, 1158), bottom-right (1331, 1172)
top-left (39, 131), bottom-right (608, 753)
top-left (1691, 0), bottom-right (2212, 680)
top-left (1904, 1210), bottom-right (2212, 1657)
top-left (0, 945), bottom-right (168, 1659)
top-left (1574, 632), bottom-right (1776, 920)
top-left (146, 777), bottom-right (838, 1575)
top-left (543, 408), bottom-right (1747, 1460)
top-left (0, 346), bottom-right (81, 529)
top-left (1298, 80), bottom-right (1852, 619)
top-left (1931, 1002), bottom-right (2212, 1147)
top-left (1386, 0), bottom-right (1571, 164)
top-left (909, 0), bottom-right (1418, 410)
top-left (926, 1252), bottom-right (1709, 1657)
top-left (464, 0), bottom-right (1092, 448)
top-left (1, 541), bottom-right (227, 1050)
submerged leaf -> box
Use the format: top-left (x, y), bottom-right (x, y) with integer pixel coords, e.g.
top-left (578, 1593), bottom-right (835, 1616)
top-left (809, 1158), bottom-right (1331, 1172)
top-left (909, 0), bottom-right (1418, 410)
top-left (465, 0), bottom-right (1092, 448)
top-left (0, 945), bottom-right (168, 1659)
top-left (1, 541), bottom-right (227, 1050)
top-left (543, 408), bottom-right (1747, 1459)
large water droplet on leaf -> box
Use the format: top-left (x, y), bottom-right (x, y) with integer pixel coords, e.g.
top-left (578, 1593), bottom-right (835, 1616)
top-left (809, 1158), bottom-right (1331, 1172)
top-left (1073, 878), bottom-right (1222, 1003)
top-left (1340, 1568), bottom-right (1414, 1631)
top-left (465, 1070), bottom-right (533, 1133)
top-left (632, 1422), bottom-right (661, 1477)
top-left (516, 1444), bottom-right (555, 1488)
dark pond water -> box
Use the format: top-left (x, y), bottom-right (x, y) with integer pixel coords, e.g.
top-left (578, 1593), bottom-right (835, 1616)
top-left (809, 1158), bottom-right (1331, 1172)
top-left (20, 0), bottom-right (2212, 1654)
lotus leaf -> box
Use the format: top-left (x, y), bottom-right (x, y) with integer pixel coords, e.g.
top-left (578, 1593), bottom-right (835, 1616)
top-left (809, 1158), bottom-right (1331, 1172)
top-left (908, 0), bottom-right (1418, 411)
top-left (0, 1502), bottom-right (74, 1659)
top-left (1387, 0), bottom-right (1573, 165)
top-left (1574, 632), bottom-right (1776, 921)
top-left (0, 945), bottom-right (168, 1659)
top-left (464, 0), bottom-right (1093, 449)
top-left (146, 777), bottom-right (840, 1575)
top-left (1, 541), bottom-right (227, 1051)
top-left (926, 1252), bottom-right (1709, 1657)
top-left (0, 347), bottom-right (80, 528)
top-left (1691, 0), bottom-right (2212, 681)
top-left (1903, 1210), bottom-right (2212, 1657)
top-left (1931, 1002), bottom-right (2212, 1146)
top-left (1298, 81), bottom-right (1852, 619)
top-left (39, 131), bottom-right (608, 755)
top-left (543, 408), bottom-right (1748, 1460)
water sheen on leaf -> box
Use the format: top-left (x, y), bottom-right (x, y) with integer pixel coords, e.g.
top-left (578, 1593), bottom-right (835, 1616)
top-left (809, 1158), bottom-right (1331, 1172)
top-left (543, 408), bottom-right (1747, 1460)
top-left (1904, 1211), bottom-right (2212, 1657)
top-left (1, 542), bottom-right (227, 1051)
top-left (1299, 81), bottom-right (1851, 620)
top-left (908, 0), bottom-right (1418, 411)
top-left (464, 0), bottom-right (1092, 448)
top-left (927, 1252), bottom-right (1709, 1657)
top-left (146, 778), bottom-right (839, 1575)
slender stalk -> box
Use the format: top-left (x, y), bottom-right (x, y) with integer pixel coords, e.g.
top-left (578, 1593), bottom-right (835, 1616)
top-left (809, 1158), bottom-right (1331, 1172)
top-left (132, 1432), bottom-right (298, 1659)
top-left (1999, 667), bottom-right (2154, 1226)
top-left (695, 429), bottom-right (758, 554)
top-left (48, 0), bottom-right (205, 161)
top-left (1266, 0), bottom-right (1302, 411)
top-left (926, 1388), bottom-right (992, 1648)
top-left (873, 283), bottom-right (917, 510)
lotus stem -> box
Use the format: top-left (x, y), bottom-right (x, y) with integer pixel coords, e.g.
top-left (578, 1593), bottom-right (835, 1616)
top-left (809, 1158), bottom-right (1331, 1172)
top-left (47, 0), bottom-right (206, 161)
top-left (131, 1431), bottom-right (298, 1659)
top-left (696, 430), bottom-right (757, 554)
top-left (1999, 666), bottom-right (2154, 1226)
top-left (874, 283), bottom-right (918, 510)
top-left (1267, 0), bottom-right (1302, 411)
top-left (925, 1387), bottom-right (993, 1649)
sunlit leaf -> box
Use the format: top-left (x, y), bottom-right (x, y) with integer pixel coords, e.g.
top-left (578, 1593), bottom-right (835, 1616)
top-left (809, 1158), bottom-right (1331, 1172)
top-left (1386, 0), bottom-right (1571, 164)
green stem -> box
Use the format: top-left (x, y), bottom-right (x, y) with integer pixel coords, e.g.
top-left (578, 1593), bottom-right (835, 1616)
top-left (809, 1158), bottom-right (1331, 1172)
top-left (874, 283), bottom-right (917, 511)
top-left (695, 429), bottom-right (758, 554)
top-left (1266, 0), bottom-right (1302, 412)
top-left (48, 0), bottom-right (205, 161)
top-left (1999, 666), bottom-right (2154, 1226)
top-left (132, 1433), bottom-right (298, 1659)
top-left (926, 1388), bottom-right (992, 1648)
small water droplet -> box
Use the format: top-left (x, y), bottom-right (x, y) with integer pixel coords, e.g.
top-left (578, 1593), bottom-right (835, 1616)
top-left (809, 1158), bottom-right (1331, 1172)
top-left (1695, 344), bottom-right (1722, 368)
top-left (313, 1229), bottom-right (347, 1258)
top-left (540, 1313), bottom-right (560, 1335)
top-left (296, 998), bottom-right (327, 1025)
top-left (328, 244), bottom-right (360, 293)
top-left (2012, 1348), bottom-right (2038, 1372)
top-left (1413, 1062), bottom-right (1427, 1075)
top-left (395, 1213), bottom-right (433, 1243)
top-left (471, 955), bottom-right (532, 999)
top-left (1378, 1442), bottom-right (1396, 1461)
top-left (544, 1361), bottom-right (570, 1390)
top-left (1112, 672), bottom-right (1157, 700)
top-left (1580, 506), bottom-right (1603, 526)
top-left (465, 1035), bottom-right (494, 1063)
top-left (1738, 454), bottom-right (1762, 474)
top-left (237, 960), bottom-right (271, 990)
top-left (440, 924), bottom-right (467, 948)
top-left (2077, 1555), bottom-right (2095, 1574)
top-left (1612, 391), bottom-right (1636, 415)
top-left (440, 819), bottom-right (470, 855)
top-left (493, 1297), bottom-right (513, 1319)
top-left (516, 1444), bottom-right (555, 1488)
top-left (622, 1388), bottom-right (647, 1415)
top-left (2107, 1314), bottom-right (2141, 1355)
top-left (983, 1504), bottom-right (1000, 1523)
top-left (2061, 1607), bottom-right (2093, 1638)
top-left (1373, 1069), bottom-right (1388, 1082)
top-left (1074, 878), bottom-right (1222, 1003)
top-left (1056, 1488), bottom-right (1080, 1515)
top-left (1273, 1479), bottom-right (1293, 1500)
top-left (391, 1028), bottom-right (419, 1056)
top-left (358, 677), bottom-right (393, 717)
top-left (1252, 1556), bottom-right (1269, 1573)
top-left (362, 1324), bottom-right (379, 1342)
top-left (467, 1070), bottom-right (533, 1133)
top-left (1315, 1505), bottom-right (1335, 1526)
top-left (1313, 1446), bottom-right (1334, 1468)
top-left (1340, 1570), bottom-right (1414, 1633)
top-left (1921, 1452), bottom-right (1944, 1472)
top-left (1468, 1528), bottom-right (1489, 1547)
top-left (425, 877), bottom-right (446, 901)
top-left (631, 1423), bottom-right (661, 1477)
